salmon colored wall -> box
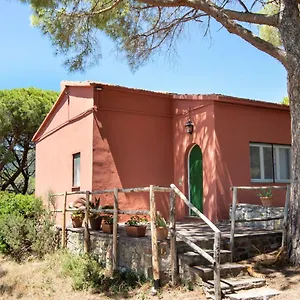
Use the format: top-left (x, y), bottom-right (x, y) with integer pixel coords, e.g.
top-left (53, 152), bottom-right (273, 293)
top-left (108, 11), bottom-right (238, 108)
top-left (172, 98), bottom-right (217, 221)
top-left (214, 101), bottom-right (291, 220)
top-left (35, 86), bottom-right (94, 221)
top-left (92, 88), bottom-right (174, 220)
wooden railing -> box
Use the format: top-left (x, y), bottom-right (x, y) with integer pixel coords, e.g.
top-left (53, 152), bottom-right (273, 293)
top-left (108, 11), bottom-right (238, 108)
top-left (51, 185), bottom-right (172, 292)
top-left (230, 185), bottom-right (290, 262)
top-left (170, 184), bottom-right (221, 300)
top-left (51, 184), bottom-right (222, 298)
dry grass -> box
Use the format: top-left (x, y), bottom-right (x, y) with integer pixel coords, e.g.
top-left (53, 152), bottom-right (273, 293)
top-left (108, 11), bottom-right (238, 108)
top-left (0, 252), bottom-right (205, 300)
top-left (3, 249), bottom-right (300, 300)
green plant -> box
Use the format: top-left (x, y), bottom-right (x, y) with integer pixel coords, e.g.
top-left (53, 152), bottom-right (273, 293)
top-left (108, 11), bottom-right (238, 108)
top-left (0, 192), bottom-right (56, 260)
top-left (71, 210), bottom-right (84, 219)
top-left (70, 197), bottom-right (101, 219)
top-left (103, 215), bottom-right (113, 225)
top-left (60, 252), bottom-right (144, 294)
top-left (156, 211), bottom-right (167, 227)
top-left (125, 216), bottom-right (148, 227)
top-left (257, 188), bottom-right (272, 198)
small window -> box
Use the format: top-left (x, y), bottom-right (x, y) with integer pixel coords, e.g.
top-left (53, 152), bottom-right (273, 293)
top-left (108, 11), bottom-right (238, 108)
top-left (72, 153), bottom-right (80, 187)
top-left (250, 143), bottom-right (291, 183)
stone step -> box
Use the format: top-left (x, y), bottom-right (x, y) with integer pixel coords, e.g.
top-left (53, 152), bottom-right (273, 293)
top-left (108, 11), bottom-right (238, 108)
top-left (176, 239), bottom-right (216, 252)
top-left (225, 287), bottom-right (280, 300)
top-left (203, 276), bottom-right (266, 294)
top-left (178, 249), bottom-right (231, 266)
top-left (190, 263), bottom-right (247, 281)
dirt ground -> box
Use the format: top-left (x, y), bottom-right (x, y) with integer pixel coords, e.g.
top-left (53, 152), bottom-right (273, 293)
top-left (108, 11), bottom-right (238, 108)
top-left (1, 250), bottom-right (300, 300)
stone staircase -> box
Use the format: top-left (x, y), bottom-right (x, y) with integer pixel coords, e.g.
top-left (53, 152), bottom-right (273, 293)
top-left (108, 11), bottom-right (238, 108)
top-left (177, 239), bottom-right (280, 300)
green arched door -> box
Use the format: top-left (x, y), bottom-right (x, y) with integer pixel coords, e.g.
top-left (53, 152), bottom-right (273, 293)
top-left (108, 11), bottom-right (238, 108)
top-left (188, 145), bottom-right (203, 214)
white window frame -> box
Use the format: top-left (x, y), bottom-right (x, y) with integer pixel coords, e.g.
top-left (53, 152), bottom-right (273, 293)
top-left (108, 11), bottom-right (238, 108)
top-left (250, 143), bottom-right (273, 183)
top-left (72, 153), bottom-right (81, 187)
top-left (274, 145), bottom-right (291, 183)
top-left (250, 143), bottom-right (291, 183)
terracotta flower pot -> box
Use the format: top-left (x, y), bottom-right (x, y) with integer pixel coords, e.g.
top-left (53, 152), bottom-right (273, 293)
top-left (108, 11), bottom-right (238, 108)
top-left (260, 197), bottom-right (272, 207)
top-left (89, 215), bottom-right (102, 230)
top-left (102, 223), bottom-right (114, 234)
top-left (125, 226), bottom-right (146, 237)
top-left (71, 216), bottom-right (83, 228)
top-left (156, 227), bottom-right (168, 240)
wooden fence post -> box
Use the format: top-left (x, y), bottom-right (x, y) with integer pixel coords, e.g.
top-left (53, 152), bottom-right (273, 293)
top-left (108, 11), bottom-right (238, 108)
top-left (169, 189), bottom-right (178, 286)
top-left (84, 191), bottom-right (90, 253)
top-left (149, 185), bottom-right (160, 291)
top-left (113, 188), bottom-right (119, 271)
top-left (230, 187), bottom-right (238, 262)
top-left (61, 191), bottom-right (67, 249)
top-left (214, 231), bottom-right (221, 300)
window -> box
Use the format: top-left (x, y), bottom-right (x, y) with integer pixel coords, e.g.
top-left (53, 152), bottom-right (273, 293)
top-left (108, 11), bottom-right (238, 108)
top-left (250, 143), bottom-right (291, 183)
top-left (72, 153), bottom-right (80, 187)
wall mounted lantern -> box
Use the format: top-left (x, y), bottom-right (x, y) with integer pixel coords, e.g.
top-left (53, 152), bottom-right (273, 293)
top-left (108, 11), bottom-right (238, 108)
top-left (185, 119), bottom-right (194, 134)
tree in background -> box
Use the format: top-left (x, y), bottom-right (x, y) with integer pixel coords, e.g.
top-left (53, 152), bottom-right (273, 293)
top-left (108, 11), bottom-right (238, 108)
top-left (0, 88), bottom-right (58, 194)
top-left (20, 0), bottom-right (300, 264)
top-left (282, 96), bottom-right (289, 105)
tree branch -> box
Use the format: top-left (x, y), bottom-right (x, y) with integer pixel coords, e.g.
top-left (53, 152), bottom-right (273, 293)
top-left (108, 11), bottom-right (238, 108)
top-left (138, 0), bottom-right (286, 65)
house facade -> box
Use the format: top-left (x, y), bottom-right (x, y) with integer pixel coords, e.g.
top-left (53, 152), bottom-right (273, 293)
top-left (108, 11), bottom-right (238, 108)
top-left (33, 81), bottom-right (291, 221)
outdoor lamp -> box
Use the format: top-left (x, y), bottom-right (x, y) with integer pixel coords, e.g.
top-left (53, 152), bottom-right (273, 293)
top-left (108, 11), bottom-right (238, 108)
top-left (185, 119), bottom-right (194, 134)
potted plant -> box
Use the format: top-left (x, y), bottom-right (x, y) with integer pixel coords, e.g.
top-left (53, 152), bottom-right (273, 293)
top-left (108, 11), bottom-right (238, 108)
top-left (156, 211), bottom-right (168, 240)
top-left (71, 210), bottom-right (84, 228)
top-left (125, 216), bottom-right (148, 237)
top-left (257, 188), bottom-right (273, 207)
top-left (70, 197), bottom-right (102, 230)
top-left (89, 197), bottom-right (102, 230)
top-left (102, 215), bottom-right (114, 234)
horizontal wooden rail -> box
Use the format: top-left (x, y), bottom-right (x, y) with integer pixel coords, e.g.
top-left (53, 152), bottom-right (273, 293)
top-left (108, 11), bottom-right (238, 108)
top-left (170, 184), bottom-right (220, 233)
top-left (51, 186), bottom-right (172, 197)
top-left (53, 208), bottom-right (150, 215)
top-left (232, 186), bottom-right (287, 190)
top-left (171, 229), bottom-right (214, 264)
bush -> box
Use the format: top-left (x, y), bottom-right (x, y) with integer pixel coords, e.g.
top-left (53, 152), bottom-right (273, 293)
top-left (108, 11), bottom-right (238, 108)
top-left (61, 252), bottom-right (143, 294)
top-left (0, 192), bottom-right (56, 260)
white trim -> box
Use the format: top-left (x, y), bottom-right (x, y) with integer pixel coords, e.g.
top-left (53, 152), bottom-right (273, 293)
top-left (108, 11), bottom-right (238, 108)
top-left (250, 143), bottom-right (291, 183)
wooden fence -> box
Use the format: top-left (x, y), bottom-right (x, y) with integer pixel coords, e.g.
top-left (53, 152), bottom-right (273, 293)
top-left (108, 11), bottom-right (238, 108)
top-left (51, 185), bottom-right (172, 291)
top-left (51, 184), bottom-right (222, 299)
top-left (230, 185), bottom-right (290, 261)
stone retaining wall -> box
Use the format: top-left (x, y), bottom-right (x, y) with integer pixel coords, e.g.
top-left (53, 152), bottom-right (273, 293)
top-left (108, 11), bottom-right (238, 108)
top-left (64, 228), bottom-right (171, 283)
top-left (61, 226), bottom-right (282, 282)
top-left (231, 232), bottom-right (282, 261)
top-left (230, 204), bottom-right (284, 230)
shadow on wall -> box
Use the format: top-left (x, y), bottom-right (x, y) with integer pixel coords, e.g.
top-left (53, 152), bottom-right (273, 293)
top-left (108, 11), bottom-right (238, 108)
top-left (173, 100), bottom-right (217, 220)
top-left (92, 90), bottom-right (173, 220)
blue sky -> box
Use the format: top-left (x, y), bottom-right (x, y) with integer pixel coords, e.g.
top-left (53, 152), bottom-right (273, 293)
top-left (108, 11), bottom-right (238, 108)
top-left (1, 1), bottom-right (287, 103)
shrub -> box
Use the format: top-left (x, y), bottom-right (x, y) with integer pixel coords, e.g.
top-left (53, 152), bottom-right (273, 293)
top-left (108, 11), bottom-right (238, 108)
top-left (0, 192), bottom-right (56, 260)
top-left (61, 252), bottom-right (143, 294)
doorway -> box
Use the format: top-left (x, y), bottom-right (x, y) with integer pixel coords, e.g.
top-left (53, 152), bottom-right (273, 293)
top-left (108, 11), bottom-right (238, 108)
top-left (188, 144), bottom-right (203, 214)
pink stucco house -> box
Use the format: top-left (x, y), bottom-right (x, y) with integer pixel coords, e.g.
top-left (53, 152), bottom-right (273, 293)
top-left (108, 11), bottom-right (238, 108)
top-left (33, 81), bottom-right (291, 221)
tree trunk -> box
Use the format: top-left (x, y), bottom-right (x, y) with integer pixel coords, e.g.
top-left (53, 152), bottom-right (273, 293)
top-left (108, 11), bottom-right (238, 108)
top-left (279, 0), bottom-right (300, 264)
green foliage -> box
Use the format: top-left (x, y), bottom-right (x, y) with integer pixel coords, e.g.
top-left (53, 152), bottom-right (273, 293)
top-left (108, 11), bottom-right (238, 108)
top-left (61, 252), bottom-right (143, 293)
top-left (258, 4), bottom-right (282, 47)
top-left (0, 192), bottom-right (43, 217)
top-left (0, 192), bottom-right (56, 260)
top-left (282, 96), bottom-right (289, 105)
top-left (0, 88), bottom-right (58, 194)
top-left (156, 211), bottom-right (168, 227)
top-left (125, 216), bottom-right (148, 227)
top-left (257, 188), bottom-right (272, 198)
